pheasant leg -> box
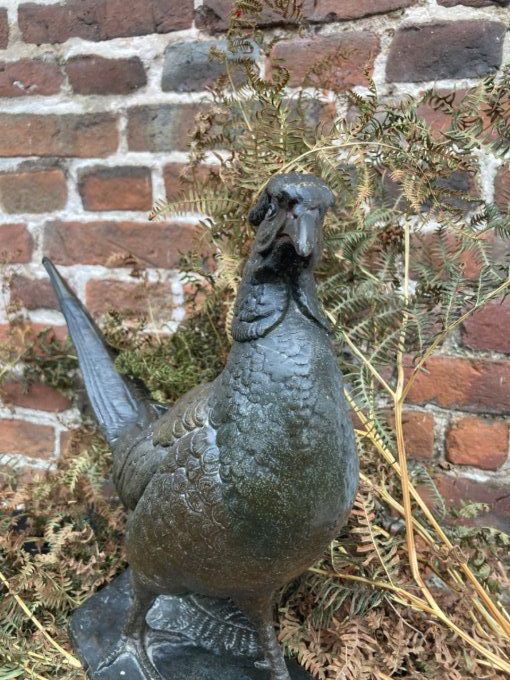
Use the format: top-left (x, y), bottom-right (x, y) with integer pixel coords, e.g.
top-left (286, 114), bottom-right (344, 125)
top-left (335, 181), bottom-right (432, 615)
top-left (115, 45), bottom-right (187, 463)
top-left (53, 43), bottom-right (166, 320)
top-left (239, 595), bottom-right (291, 680)
top-left (97, 575), bottom-right (161, 679)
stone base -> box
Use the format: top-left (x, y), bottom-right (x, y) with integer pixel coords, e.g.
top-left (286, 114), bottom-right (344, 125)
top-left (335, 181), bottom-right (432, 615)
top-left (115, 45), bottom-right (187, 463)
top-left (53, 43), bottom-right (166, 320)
top-left (69, 570), bottom-right (311, 680)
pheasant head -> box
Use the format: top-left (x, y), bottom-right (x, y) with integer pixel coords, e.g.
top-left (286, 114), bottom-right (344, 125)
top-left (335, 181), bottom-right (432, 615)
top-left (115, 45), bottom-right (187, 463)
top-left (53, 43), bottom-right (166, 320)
top-left (248, 173), bottom-right (335, 269)
top-left (232, 174), bottom-right (335, 342)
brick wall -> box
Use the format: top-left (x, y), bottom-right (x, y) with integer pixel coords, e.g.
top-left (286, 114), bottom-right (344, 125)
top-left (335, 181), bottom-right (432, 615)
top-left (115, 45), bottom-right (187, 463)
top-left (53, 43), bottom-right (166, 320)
top-left (0, 0), bottom-right (509, 511)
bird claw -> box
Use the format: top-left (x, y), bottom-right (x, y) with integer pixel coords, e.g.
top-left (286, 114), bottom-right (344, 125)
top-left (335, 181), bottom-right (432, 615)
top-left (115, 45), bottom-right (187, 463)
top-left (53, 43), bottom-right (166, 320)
top-left (96, 634), bottom-right (133, 672)
top-left (254, 658), bottom-right (271, 670)
top-left (96, 632), bottom-right (163, 680)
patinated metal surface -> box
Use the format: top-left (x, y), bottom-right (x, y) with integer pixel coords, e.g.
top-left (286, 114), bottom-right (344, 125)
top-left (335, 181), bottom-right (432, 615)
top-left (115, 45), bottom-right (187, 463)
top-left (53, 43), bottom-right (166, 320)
top-left (45, 173), bottom-right (359, 680)
top-left (70, 570), bottom-right (310, 679)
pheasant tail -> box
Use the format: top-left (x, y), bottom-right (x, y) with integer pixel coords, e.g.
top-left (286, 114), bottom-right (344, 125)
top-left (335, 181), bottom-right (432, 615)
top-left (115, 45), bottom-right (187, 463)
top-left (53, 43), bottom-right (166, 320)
top-left (43, 257), bottom-right (151, 446)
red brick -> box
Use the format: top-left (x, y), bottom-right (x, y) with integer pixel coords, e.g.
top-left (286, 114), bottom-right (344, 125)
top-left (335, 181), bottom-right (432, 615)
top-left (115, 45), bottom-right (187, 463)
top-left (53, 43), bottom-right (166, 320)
top-left (66, 56), bottom-right (146, 95)
top-left (0, 168), bottom-right (67, 213)
top-left (0, 419), bottom-right (55, 459)
top-left (79, 167), bottom-right (152, 212)
top-left (417, 88), bottom-right (499, 141)
top-left (403, 411), bottom-right (435, 461)
top-left (495, 165), bottom-right (510, 213)
top-left (0, 59), bottom-right (63, 97)
top-left (417, 89), bottom-right (462, 136)
top-left (268, 33), bottom-right (379, 91)
top-left (406, 356), bottom-right (510, 415)
top-left (307, 0), bottom-right (415, 21)
top-left (386, 22), bottom-right (505, 83)
top-left (86, 279), bottom-right (174, 318)
top-left (387, 410), bottom-right (435, 460)
top-left (446, 416), bottom-right (508, 470)
top-left (43, 220), bottom-right (200, 269)
top-left (432, 473), bottom-right (510, 533)
top-left (0, 323), bottom-right (67, 353)
top-left (0, 113), bottom-right (118, 158)
top-left (288, 99), bottom-right (337, 134)
top-left (0, 224), bottom-right (33, 263)
top-left (0, 9), bottom-right (8, 49)
top-left (196, 0), bottom-right (301, 31)
top-left (1, 381), bottom-right (70, 412)
top-left (164, 163), bottom-right (217, 201)
top-left (197, 0), bottom-right (413, 31)
top-left (60, 428), bottom-right (95, 457)
top-left (183, 281), bottom-right (209, 318)
top-left (411, 231), bottom-right (484, 281)
top-left (19, 0), bottom-right (193, 45)
top-left (461, 298), bottom-right (510, 354)
top-left (127, 104), bottom-right (204, 153)
top-left (10, 274), bottom-right (58, 311)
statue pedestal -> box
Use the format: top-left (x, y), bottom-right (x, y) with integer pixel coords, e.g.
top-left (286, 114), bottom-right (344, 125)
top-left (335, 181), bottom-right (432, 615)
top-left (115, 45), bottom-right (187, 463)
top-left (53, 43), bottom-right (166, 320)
top-left (69, 571), bottom-right (311, 680)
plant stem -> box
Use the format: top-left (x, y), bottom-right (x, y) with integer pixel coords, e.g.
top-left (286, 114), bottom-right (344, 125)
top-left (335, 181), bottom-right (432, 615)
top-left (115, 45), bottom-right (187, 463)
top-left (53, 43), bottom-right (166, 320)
top-left (310, 568), bottom-right (510, 673)
top-left (350, 398), bottom-right (510, 639)
top-left (340, 329), bottom-right (395, 397)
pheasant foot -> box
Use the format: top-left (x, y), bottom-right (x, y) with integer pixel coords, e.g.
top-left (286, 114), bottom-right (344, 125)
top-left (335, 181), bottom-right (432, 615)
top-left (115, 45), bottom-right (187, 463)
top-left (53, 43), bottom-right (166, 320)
top-left (96, 572), bottom-right (160, 679)
top-left (238, 594), bottom-right (292, 680)
top-left (96, 630), bottom-right (163, 680)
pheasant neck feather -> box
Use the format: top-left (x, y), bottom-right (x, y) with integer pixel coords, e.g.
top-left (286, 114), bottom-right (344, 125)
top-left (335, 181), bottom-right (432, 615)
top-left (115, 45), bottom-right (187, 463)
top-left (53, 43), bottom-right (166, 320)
top-left (232, 254), bottom-right (331, 342)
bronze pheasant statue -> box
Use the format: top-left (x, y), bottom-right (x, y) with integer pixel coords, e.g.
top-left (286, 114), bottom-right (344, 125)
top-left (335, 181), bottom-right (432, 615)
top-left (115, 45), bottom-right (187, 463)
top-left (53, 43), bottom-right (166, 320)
top-left (44, 173), bottom-right (359, 680)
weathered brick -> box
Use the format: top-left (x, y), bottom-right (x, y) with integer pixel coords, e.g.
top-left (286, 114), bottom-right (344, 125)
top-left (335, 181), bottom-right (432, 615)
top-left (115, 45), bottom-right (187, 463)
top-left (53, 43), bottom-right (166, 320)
top-left (127, 104), bottom-right (204, 153)
top-left (197, 0), bottom-right (413, 31)
top-left (406, 356), bottom-right (510, 415)
top-left (66, 56), bottom-right (146, 95)
top-left (268, 33), bottom-right (379, 91)
top-left (288, 99), bottom-right (337, 133)
top-left (446, 416), bottom-right (508, 470)
top-left (183, 281), bottom-right (209, 318)
top-left (0, 419), bottom-right (55, 459)
top-left (417, 88), bottom-right (497, 141)
top-left (0, 224), bottom-right (33, 263)
top-left (162, 39), bottom-right (255, 93)
top-left (439, 0), bottom-right (509, 5)
top-left (0, 322), bottom-right (67, 353)
top-left (19, 0), bottom-right (193, 45)
top-left (10, 274), bottom-right (58, 311)
top-left (1, 381), bottom-right (70, 412)
top-left (432, 473), bottom-right (510, 533)
top-left (164, 163), bottom-right (217, 201)
top-left (461, 298), bottom-right (510, 354)
top-left (60, 428), bottom-right (96, 458)
top-left (403, 411), bottom-right (435, 461)
top-left (78, 167), bottom-right (152, 212)
top-left (0, 59), bottom-right (63, 97)
top-left (386, 22), bottom-right (506, 83)
top-left (307, 0), bottom-right (415, 22)
top-left (86, 279), bottom-right (174, 318)
top-left (196, 0), bottom-right (300, 32)
top-left (387, 410), bottom-right (435, 460)
top-left (0, 113), bottom-right (118, 158)
top-left (0, 168), bottom-right (67, 213)
top-left (495, 165), bottom-right (510, 213)
top-left (43, 220), bottom-right (199, 269)
top-left (417, 89), bottom-right (462, 136)
top-left (411, 231), bottom-right (484, 281)
top-left (0, 9), bottom-right (8, 49)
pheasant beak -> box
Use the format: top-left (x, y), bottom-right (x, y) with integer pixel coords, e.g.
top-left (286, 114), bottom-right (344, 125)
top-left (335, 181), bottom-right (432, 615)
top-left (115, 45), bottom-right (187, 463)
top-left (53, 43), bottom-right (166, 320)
top-left (280, 205), bottom-right (320, 259)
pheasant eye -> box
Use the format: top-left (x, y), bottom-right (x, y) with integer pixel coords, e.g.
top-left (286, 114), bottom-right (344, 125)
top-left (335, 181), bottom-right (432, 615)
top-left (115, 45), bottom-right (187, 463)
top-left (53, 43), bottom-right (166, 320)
top-left (265, 202), bottom-right (277, 220)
